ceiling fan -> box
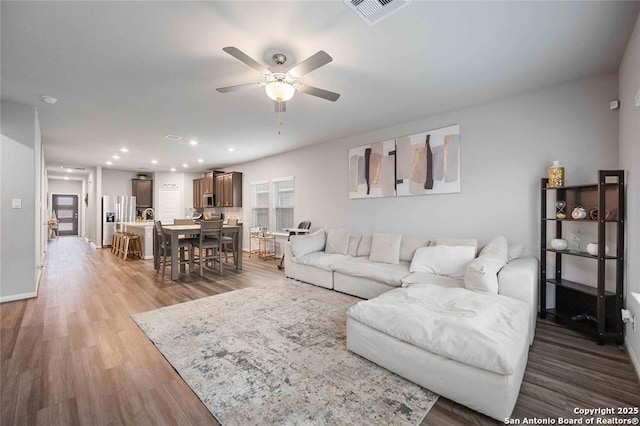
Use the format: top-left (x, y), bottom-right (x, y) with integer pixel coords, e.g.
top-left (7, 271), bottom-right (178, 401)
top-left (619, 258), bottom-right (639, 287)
top-left (216, 47), bottom-right (341, 113)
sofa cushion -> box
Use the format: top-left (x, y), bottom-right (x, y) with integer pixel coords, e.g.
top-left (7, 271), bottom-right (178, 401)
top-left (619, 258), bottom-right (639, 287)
top-left (293, 251), bottom-right (352, 272)
top-left (347, 235), bottom-right (361, 257)
top-left (464, 236), bottom-right (509, 293)
top-left (410, 245), bottom-right (476, 278)
top-left (436, 238), bottom-right (479, 253)
top-left (347, 285), bottom-right (530, 375)
top-left (508, 244), bottom-right (524, 261)
top-left (401, 272), bottom-right (464, 288)
top-left (369, 233), bottom-right (402, 264)
top-left (399, 237), bottom-right (430, 262)
top-left (290, 229), bottom-right (326, 258)
top-left (357, 235), bottom-right (372, 257)
top-left (325, 228), bottom-right (350, 255)
top-left (332, 257), bottom-right (410, 287)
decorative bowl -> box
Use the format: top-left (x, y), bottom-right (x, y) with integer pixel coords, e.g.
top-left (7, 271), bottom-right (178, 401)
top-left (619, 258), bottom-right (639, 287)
top-left (550, 239), bottom-right (568, 250)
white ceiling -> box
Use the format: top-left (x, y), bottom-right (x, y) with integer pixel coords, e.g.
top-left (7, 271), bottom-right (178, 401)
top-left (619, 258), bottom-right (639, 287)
top-left (2, 1), bottom-right (639, 179)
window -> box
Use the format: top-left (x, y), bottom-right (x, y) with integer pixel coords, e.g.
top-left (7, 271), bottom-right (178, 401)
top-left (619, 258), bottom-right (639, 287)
top-left (273, 177), bottom-right (294, 231)
top-left (251, 181), bottom-right (269, 228)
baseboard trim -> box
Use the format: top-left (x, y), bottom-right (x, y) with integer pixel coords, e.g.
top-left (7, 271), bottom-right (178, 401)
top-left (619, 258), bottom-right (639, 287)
top-left (626, 337), bottom-right (640, 382)
top-left (0, 291), bottom-right (38, 304)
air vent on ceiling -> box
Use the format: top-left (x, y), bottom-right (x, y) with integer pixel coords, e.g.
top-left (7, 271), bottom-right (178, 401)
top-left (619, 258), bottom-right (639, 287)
top-left (164, 134), bottom-right (182, 141)
top-left (74, 167), bottom-right (86, 171)
top-left (344, 0), bottom-right (410, 25)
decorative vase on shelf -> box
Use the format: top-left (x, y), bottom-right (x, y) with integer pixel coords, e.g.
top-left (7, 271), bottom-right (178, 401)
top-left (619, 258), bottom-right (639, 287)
top-left (586, 243), bottom-right (609, 256)
top-left (571, 206), bottom-right (587, 220)
top-left (548, 161), bottom-right (565, 188)
top-left (550, 239), bottom-right (568, 250)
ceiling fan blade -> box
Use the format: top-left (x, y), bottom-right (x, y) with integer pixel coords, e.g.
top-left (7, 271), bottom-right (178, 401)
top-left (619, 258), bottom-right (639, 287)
top-left (274, 101), bottom-right (286, 113)
top-left (222, 47), bottom-right (269, 75)
top-left (288, 51), bottom-right (333, 78)
top-left (216, 82), bottom-right (264, 93)
top-left (297, 85), bottom-right (341, 102)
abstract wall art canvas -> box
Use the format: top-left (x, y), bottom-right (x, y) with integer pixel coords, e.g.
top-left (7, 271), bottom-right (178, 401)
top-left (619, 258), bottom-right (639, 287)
top-left (349, 139), bottom-right (396, 199)
top-left (395, 124), bottom-right (461, 196)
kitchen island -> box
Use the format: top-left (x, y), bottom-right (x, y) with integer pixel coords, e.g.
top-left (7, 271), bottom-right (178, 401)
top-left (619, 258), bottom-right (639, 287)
top-left (119, 221), bottom-right (155, 260)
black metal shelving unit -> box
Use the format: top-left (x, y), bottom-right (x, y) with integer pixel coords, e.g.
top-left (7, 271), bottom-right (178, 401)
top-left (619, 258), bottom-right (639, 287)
top-left (539, 170), bottom-right (625, 345)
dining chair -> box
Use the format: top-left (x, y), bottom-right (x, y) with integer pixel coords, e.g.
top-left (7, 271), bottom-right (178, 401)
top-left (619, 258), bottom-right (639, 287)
top-left (154, 220), bottom-right (193, 278)
top-left (222, 218), bottom-right (238, 264)
top-left (190, 219), bottom-right (224, 276)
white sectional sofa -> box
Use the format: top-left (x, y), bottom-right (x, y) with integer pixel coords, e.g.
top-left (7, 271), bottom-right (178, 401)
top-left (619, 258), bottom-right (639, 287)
top-left (283, 229), bottom-right (538, 420)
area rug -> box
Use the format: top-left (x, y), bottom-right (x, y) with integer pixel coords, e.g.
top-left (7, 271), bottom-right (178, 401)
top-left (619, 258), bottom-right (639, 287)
top-left (132, 279), bottom-right (438, 425)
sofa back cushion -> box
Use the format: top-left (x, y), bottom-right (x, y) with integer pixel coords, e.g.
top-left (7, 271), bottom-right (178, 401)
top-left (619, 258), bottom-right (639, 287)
top-left (435, 238), bottom-right (479, 253)
top-left (290, 229), bottom-right (326, 258)
top-left (347, 235), bottom-right (362, 257)
top-left (369, 233), bottom-right (403, 264)
top-left (410, 245), bottom-right (476, 277)
top-left (357, 235), bottom-right (372, 257)
top-left (325, 228), bottom-right (350, 255)
top-left (399, 237), bottom-right (430, 262)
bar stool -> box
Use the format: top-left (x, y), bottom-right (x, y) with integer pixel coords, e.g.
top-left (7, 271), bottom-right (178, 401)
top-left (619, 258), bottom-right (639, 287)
top-left (112, 224), bottom-right (124, 256)
top-left (119, 232), bottom-right (142, 260)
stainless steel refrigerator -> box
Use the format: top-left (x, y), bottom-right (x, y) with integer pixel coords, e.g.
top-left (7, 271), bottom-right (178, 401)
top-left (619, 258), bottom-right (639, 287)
top-left (102, 195), bottom-right (136, 246)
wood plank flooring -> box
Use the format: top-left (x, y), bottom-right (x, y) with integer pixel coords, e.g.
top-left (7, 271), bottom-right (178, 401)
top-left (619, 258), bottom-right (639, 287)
top-left (1, 236), bottom-right (639, 425)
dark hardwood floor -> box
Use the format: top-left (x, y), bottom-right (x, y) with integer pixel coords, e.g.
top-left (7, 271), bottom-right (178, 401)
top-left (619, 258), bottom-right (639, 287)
top-left (1, 236), bottom-right (639, 425)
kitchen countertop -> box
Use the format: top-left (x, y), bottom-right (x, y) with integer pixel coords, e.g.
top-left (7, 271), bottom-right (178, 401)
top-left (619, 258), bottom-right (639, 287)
top-left (119, 221), bottom-right (155, 228)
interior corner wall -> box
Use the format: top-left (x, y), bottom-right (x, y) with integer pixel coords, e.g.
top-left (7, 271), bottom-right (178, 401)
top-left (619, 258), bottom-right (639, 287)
top-left (0, 100), bottom-right (39, 302)
top-left (618, 12), bottom-right (640, 376)
top-left (231, 73), bottom-right (619, 255)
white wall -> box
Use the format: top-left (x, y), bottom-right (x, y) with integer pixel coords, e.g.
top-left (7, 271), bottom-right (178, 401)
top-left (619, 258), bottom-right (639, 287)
top-left (232, 73), bottom-right (619, 254)
top-left (619, 13), bottom-right (640, 377)
top-left (101, 168), bottom-right (137, 197)
top-left (0, 100), bottom-right (41, 302)
top-left (85, 168), bottom-right (98, 244)
top-left (48, 178), bottom-right (83, 236)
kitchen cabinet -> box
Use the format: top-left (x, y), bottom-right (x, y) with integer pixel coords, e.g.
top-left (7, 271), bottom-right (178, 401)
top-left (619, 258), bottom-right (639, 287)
top-left (132, 179), bottom-right (153, 207)
top-left (215, 172), bottom-right (242, 207)
top-left (204, 171), bottom-right (214, 195)
top-left (539, 170), bottom-right (625, 345)
top-left (193, 177), bottom-right (205, 209)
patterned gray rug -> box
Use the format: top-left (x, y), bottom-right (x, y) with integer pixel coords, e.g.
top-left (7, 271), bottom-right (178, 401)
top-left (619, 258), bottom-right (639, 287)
top-left (132, 279), bottom-right (438, 425)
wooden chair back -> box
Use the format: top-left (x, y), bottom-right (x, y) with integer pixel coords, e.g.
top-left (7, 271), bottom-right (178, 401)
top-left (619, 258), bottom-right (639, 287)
top-left (199, 219), bottom-right (223, 245)
top-left (173, 218), bottom-right (194, 225)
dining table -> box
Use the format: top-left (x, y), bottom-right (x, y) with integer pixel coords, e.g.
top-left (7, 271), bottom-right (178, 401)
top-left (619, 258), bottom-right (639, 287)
top-left (161, 224), bottom-right (243, 281)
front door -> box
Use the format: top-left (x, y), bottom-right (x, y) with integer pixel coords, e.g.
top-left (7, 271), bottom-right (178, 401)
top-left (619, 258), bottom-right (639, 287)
top-left (52, 194), bottom-right (78, 236)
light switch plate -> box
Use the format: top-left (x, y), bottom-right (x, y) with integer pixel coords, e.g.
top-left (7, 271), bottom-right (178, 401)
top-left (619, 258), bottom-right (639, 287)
top-left (609, 100), bottom-right (620, 110)
top-left (12, 198), bottom-right (22, 209)
top-left (635, 89), bottom-right (640, 107)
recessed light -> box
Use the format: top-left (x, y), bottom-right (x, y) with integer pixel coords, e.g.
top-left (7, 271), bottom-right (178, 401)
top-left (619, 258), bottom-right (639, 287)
top-left (66, 169), bottom-right (73, 173)
top-left (64, 177), bottom-right (69, 180)
top-left (120, 148), bottom-right (129, 153)
top-left (151, 160), bottom-right (158, 164)
top-left (189, 140), bottom-right (198, 146)
top-left (112, 155), bottom-right (120, 159)
top-left (106, 161), bottom-right (113, 165)
top-left (182, 163), bottom-right (189, 168)
top-left (227, 147), bottom-right (235, 152)
top-left (170, 168), bottom-right (176, 172)
top-left (197, 158), bottom-right (204, 163)
top-left (59, 166), bottom-right (65, 169)
top-left (42, 95), bottom-right (58, 104)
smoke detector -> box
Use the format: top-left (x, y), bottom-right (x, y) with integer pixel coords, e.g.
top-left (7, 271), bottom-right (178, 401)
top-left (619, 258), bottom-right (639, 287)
top-left (344, 0), bottom-right (411, 25)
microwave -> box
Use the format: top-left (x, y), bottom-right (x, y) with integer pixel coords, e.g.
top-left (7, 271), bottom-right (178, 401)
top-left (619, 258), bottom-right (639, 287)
top-left (204, 194), bottom-right (215, 207)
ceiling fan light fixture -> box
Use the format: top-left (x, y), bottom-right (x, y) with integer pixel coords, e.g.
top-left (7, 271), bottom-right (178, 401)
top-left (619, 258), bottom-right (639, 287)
top-left (265, 81), bottom-right (295, 102)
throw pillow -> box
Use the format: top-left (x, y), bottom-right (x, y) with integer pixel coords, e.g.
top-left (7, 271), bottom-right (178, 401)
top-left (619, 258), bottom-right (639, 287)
top-left (463, 236), bottom-right (510, 293)
top-left (464, 256), bottom-right (505, 293)
top-left (478, 235), bottom-right (509, 263)
top-left (347, 235), bottom-right (362, 257)
top-left (357, 235), bottom-right (373, 257)
top-left (290, 229), bottom-right (326, 258)
top-left (410, 245), bottom-right (477, 277)
top-left (399, 236), bottom-right (431, 262)
top-left (325, 228), bottom-right (350, 255)
top-left (369, 233), bottom-right (402, 264)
